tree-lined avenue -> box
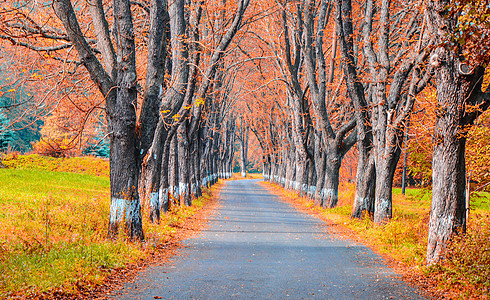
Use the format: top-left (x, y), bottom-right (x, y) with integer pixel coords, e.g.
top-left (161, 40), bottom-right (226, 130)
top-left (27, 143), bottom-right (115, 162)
top-left (110, 179), bottom-right (426, 299)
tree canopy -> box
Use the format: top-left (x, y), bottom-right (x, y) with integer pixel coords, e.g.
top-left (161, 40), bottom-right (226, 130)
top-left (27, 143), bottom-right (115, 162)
top-left (1, 0), bottom-right (489, 264)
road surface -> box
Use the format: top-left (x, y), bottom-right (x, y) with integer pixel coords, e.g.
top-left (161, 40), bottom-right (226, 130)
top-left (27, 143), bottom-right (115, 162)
top-left (110, 179), bottom-right (426, 299)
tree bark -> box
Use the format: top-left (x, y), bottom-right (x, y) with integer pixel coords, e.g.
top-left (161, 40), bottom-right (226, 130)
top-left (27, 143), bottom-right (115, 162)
top-left (292, 119), bottom-right (309, 195)
top-left (53, 0), bottom-right (143, 239)
top-left (159, 136), bottom-right (171, 213)
top-left (238, 123), bottom-right (249, 177)
top-left (109, 0), bottom-right (142, 240)
top-left (146, 127), bottom-right (168, 222)
top-left (178, 123), bottom-right (191, 206)
top-left (169, 133), bottom-right (180, 205)
top-left (425, 0), bottom-right (490, 264)
top-left (335, 0), bottom-right (375, 219)
top-left (323, 148), bottom-right (341, 208)
top-left (351, 152), bottom-right (375, 218)
top-left (142, 0), bottom-right (189, 219)
top-left (373, 146), bottom-right (401, 223)
top-left (313, 128), bottom-right (326, 206)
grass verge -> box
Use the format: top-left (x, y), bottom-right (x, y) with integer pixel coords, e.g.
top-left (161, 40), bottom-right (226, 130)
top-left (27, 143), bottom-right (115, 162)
top-left (261, 181), bottom-right (490, 299)
top-left (0, 154), bottom-right (221, 298)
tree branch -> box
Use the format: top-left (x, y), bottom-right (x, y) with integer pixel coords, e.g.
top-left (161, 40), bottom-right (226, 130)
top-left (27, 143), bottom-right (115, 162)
top-left (88, 0), bottom-right (117, 80)
top-left (52, 0), bottom-right (115, 100)
top-left (0, 34), bottom-right (72, 51)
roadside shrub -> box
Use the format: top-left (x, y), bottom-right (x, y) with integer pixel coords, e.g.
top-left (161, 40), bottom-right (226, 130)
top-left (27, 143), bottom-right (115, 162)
top-left (32, 137), bottom-right (80, 158)
top-left (429, 215), bottom-right (490, 298)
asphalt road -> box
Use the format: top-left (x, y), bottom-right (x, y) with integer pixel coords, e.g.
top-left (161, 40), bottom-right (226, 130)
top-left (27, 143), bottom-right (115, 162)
top-left (110, 179), bottom-right (427, 299)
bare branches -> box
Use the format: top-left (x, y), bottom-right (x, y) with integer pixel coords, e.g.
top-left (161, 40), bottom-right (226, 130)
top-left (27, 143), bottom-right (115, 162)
top-left (189, 0), bottom-right (250, 136)
top-left (130, 1), bottom-right (151, 14)
top-left (88, 0), bottom-right (117, 80)
top-left (0, 34), bottom-right (72, 51)
top-left (2, 21), bottom-right (69, 41)
top-left (53, 0), bottom-right (114, 98)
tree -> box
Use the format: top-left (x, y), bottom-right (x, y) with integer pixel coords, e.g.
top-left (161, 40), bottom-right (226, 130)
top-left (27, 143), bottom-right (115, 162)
top-left (425, 0), bottom-right (490, 264)
top-left (236, 116), bottom-right (249, 177)
top-left (334, 0), bottom-right (376, 218)
top-left (233, 0), bottom-right (357, 207)
top-left (303, 0), bottom-right (356, 208)
top-left (280, 3), bottom-right (311, 196)
top-left (1, 0), bottom-right (251, 239)
top-left (335, 0), bottom-right (430, 222)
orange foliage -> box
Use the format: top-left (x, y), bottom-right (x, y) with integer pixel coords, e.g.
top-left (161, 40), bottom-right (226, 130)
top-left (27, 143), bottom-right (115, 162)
top-left (402, 72), bottom-right (490, 192)
top-left (32, 137), bottom-right (80, 158)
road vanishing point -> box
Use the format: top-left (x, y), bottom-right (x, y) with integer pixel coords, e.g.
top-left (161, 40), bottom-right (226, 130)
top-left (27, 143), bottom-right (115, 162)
top-left (111, 179), bottom-right (427, 299)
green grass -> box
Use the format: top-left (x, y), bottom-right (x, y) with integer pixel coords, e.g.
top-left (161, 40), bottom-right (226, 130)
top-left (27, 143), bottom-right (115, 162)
top-left (470, 192), bottom-right (490, 211)
top-left (0, 154), bottom-right (110, 256)
top-left (0, 155), bottom-right (217, 297)
top-left (0, 168), bottom-right (111, 253)
top-left (0, 165), bottom-right (134, 297)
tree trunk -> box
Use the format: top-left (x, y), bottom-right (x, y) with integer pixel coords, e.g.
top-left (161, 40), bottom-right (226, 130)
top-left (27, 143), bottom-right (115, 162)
top-left (271, 154), bottom-right (279, 184)
top-left (285, 150), bottom-right (295, 189)
top-left (307, 154), bottom-right (316, 199)
top-left (280, 151), bottom-right (288, 187)
top-left (424, 0), bottom-right (490, 264)
top-left (428, 126), bottom-right (467, 264)
top-left (291, 93), bottom-right (309, 196)
top-left (239, 127), bottom-right (248, 177)
top-left (227, 126), bottom-right (235, 178)
top-left (159, 136), bottom-right (172, 214)
top-left (313, 131), bottom-right (326, 206)
top-left (351, 151), bottom-right (375, 218)
top-left (108, 112), bottom-right (142, 240)
top-left (108, 0), bottom-right (143, 240)
top-left (294, 149), bottom-right (308, 196)
top-left (201, 132), bottom-right (210, 188)
top-left (178, 123), bottom-right (191, 206)
top-left (425, 47), bottom-right (469, 264)
top-left (323, 148), bottom-right (342, 208)
top-left (263, 154), bottom-right (271, 182)
top-left (194, 127), bottom-right (203, 198)
top-left (210, 135), bottom-right (218, 185)
top-left (145, 127), bottom-right (167, 222)
top-left (188, 134), bottom-right (198, 198)
top-left (169, 134), bottom-right (180, 205)
top-left (373, 145), bottom-right (401, 223)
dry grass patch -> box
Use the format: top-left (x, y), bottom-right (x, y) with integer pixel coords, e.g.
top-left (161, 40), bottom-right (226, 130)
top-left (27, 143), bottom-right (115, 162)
top-left (0, 154), bottom-right (222, 298)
